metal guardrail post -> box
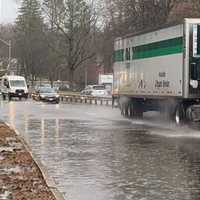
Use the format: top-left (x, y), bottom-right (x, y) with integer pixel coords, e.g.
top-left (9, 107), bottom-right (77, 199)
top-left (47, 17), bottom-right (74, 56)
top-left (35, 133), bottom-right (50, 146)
top-left (59, 94), bottom-right (113, 106)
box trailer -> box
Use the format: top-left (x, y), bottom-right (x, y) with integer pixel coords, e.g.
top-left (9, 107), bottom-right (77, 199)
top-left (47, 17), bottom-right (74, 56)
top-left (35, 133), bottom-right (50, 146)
top-left (113, 18), bottom-right (200, 124)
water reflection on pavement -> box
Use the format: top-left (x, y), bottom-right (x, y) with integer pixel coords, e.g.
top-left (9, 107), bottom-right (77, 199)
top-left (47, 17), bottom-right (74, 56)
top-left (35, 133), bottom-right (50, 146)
top-left (1, 100), bottom-right (200, 200)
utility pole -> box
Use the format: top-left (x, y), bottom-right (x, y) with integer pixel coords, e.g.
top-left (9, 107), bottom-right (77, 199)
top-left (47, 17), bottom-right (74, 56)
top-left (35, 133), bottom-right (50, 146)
top-left (0, 38), bottom-right (11, 74)
top-left (8, 40), bottom-right (11, 72)
top-left (85, 65), bottom-right (87, 87)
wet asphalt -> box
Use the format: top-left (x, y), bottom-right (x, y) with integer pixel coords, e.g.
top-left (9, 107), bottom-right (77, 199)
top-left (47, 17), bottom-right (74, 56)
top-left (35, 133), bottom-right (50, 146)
top-left (1, 99), bottom-right (200, 200)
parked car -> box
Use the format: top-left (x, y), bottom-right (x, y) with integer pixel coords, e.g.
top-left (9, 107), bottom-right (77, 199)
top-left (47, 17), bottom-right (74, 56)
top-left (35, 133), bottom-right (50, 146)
top-left (58, 85), bottom-right (70, 91)
top-left (80, 85), bottom-right (109, 97)
top-left (32, 87), bottom-right (60, 103)
top-left (58, 84), bottom-right (81, 92)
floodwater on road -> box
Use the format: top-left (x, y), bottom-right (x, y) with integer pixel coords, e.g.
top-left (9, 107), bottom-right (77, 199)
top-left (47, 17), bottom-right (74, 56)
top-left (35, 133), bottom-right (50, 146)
top-left (1, 100), bottom-right (200, 200)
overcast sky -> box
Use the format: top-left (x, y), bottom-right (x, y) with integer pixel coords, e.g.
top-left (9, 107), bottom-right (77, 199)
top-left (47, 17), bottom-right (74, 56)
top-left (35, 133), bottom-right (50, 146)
top-left (0, 0), bottom-right (19, 24)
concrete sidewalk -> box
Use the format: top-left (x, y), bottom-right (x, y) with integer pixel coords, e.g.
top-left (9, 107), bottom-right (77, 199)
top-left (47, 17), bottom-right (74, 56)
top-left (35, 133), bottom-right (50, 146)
top-left (0, 123), bottom-right (62, 200)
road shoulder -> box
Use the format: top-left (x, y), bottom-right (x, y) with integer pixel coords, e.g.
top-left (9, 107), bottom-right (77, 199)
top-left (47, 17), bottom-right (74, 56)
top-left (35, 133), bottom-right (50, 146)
top-left (0, 122), bottom-right (64, 200)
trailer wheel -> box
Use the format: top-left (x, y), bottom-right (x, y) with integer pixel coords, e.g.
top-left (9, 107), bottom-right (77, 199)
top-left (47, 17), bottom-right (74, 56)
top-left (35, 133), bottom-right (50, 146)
top-left (186, 106), bottom-right (193, 122)
top-left (125, 103), bottom-right (132, 118)
top-left (124, 103), bottom-right (129, 117)
top-left (127, 103), bottom-right (132, 118)
top-left (8, 94), bottom-right (12, 101)
top-left (2, 93), bottom-right (6, 100)
top-left (174, 104), bottom-right (185, 125)
top-left (134, 101), bottom-right (143, 119)
top-left (121, 103), bottom-right (126, 116)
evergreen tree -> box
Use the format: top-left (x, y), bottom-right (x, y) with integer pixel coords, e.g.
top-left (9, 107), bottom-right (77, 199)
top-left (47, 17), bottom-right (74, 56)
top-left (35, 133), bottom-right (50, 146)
top-left (15, 0), bottom-right (46, 82)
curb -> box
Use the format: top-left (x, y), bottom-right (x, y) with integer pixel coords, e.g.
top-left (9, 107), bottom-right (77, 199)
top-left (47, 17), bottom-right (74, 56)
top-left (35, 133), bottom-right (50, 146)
top-left (5, 122), bottom-right (65, 200)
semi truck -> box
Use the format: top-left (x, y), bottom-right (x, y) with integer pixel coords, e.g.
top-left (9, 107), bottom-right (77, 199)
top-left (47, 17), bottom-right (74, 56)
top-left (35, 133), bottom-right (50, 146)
top-left (112, 18), bottom-right (200, 124)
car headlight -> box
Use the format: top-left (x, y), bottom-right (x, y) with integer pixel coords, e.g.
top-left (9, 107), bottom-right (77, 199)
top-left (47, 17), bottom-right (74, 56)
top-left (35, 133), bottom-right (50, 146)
top-left (40, 95), bottom-right (45, 98)
top-left (56, 95), bottom-right (60, 98)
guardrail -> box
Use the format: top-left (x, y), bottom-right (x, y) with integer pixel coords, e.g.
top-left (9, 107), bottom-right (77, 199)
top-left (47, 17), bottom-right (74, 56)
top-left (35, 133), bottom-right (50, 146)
top-left (60, 94), bottom-right (117, 107)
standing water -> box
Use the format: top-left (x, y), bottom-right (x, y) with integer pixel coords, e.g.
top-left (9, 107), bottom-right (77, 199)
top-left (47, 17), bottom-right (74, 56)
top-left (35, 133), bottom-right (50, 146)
top-left (1, 100), bottom-right (200, 200)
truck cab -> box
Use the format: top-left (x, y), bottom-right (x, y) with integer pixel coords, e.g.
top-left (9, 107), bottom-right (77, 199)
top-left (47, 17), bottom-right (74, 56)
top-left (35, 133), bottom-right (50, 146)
top-left (187, 22), bottom-right (200, 97)
top-left (1, 75), bottom-right (28, 100)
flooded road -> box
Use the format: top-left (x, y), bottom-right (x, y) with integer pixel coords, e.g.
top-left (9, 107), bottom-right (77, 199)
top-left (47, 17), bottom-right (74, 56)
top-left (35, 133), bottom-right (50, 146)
top-left (1, 100), bottom-right (200, 200)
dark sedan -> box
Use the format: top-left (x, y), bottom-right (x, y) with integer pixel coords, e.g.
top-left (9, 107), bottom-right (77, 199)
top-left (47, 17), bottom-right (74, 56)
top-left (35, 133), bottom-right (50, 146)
top-left (32, 87), bottom-right (60, 103)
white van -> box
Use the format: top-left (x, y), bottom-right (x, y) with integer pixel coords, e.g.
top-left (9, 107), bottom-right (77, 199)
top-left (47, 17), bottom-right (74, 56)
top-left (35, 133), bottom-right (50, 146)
top-left (1, 75), bottom-right (28, 100)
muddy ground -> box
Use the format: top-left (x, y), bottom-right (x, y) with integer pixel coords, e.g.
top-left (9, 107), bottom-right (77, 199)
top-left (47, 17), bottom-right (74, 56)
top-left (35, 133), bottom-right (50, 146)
top-left (0, 123), bottom-right (56, 200)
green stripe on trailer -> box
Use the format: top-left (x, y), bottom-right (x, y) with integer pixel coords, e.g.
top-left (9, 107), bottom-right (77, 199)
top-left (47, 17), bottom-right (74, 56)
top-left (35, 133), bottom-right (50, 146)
top-left (113, 49), bottom-right (124, 62)
top-left (113, 37), bottom-right (183, 62)
top-left (132, 37), bottom-right (183, 60)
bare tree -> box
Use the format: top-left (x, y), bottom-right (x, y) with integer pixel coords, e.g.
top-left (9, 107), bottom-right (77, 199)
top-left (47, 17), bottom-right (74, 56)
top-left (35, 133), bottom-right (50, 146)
top-left (43, 0), bottom-right (98, 84)
top-left (95, 0), bottom-right (181, 73)
top-left (103, 0), bottom-right (179, 35)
